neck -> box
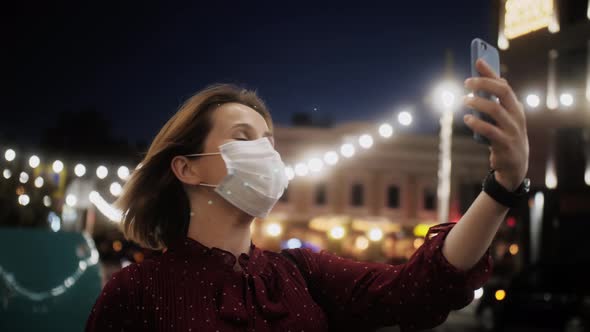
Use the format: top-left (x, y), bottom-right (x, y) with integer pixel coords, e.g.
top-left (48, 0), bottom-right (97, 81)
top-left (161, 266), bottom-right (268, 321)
top-left (186, 189), bottom-right (254, 265)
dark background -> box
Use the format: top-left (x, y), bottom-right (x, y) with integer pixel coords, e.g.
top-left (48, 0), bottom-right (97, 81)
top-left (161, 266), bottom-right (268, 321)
top-left (1, 1), bottom-right (491, 148)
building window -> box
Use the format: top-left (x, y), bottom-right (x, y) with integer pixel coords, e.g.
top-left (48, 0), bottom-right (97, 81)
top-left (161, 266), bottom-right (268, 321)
top-left (315, 183), bottom-right (327, 206)
top-left (351, 183), bottom-right (364, 207)
top-left (279, 187), bottom-right (288, 202)
top-left (424, 188), bottom-right (436, 210)
top-left (387, 185), bottom-right (400, 208)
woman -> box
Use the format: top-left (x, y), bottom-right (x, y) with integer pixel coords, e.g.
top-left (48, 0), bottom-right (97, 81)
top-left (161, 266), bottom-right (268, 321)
top-left (86, 59), bottom-right (529, 332)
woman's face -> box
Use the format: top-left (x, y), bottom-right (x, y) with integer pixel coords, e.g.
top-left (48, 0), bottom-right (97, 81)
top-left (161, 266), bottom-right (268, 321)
top-left (195, 102), bottom-right (273, 186)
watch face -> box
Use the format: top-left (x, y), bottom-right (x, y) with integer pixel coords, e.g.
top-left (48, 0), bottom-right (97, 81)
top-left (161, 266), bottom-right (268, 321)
top-left (523, 178), bottom-right (531, 193)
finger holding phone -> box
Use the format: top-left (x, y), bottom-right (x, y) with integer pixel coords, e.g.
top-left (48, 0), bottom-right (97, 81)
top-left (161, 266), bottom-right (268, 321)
top-left (463, 38), bottom-right (529, 191)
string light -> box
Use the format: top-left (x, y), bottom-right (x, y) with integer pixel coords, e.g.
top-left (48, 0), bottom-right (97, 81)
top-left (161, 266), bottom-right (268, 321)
top-left (89, 191), bottom-right (123, 222)
top-left (340, 143), bottom-right (355, 158)
top-left (19, 172), bottom-right (29, 184)
top-left (294, 163), bottom-right (309, 177)
top-left (74, 164), bottom-right (86, 177)
top-left (28, 155), bottom-right (40, 168)
top-left (96, 166), bottom-right (108, 179)
top-left (358, 134), bottom-right (374, 149)
top-left (308, 158), bottom-right (324, 173)
top-left (34, 176), bottom-right (44, 188)
top-left (110, 182), bottom-right (122, 197)
top-left (0, 148), bottom-right (137, 224)
top-left (4, 149), bottom-right (16, 162)
top-left (0, 232), bottom-right (99, 301)
top-left (48, 212), bottom-right (61, 232)
top-left (117, 166), bottom-right (130, 181)
top-left (397, 111), bottom-right (413, 126)
top-left (323, 151), bottom-right (339, 165)
top-left (18, 194), bottom-right (30, 206)
top-left (65, 194), bottom-right (77, 207)
top-left (52, 160), bottom-right (64, 173)
top-left (378, 123), bottom-right (393, 138)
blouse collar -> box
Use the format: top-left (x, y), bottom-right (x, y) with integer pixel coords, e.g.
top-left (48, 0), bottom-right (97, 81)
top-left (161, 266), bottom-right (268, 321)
top-left (166, 237), bottom-right (262, 271)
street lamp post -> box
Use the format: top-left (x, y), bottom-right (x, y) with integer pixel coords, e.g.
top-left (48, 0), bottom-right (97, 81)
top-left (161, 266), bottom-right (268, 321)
top-left (434, 82), bottom-right (461, 224)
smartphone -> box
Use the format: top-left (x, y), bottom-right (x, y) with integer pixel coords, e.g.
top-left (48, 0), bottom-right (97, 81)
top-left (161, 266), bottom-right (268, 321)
top-left (470, 38), bottom-right (500, 145)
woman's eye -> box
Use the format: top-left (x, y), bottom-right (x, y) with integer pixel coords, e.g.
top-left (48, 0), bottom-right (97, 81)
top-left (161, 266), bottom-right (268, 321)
top-left (233, 137), bottom-right (248, 141)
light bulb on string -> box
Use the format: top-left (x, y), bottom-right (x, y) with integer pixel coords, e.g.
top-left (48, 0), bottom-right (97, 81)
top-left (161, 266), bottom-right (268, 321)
top-left (34, 177), bottom-right (44, 188)
top-left (4, 149), bottom-right (16, 162)
top-left (378, 123), bottom-right (393, 138)
top-left (19, 172), bottom-right (29, 184)
top-left (52, 160), bottom-right (64, 173)
top-left (74, 164), bottom-right (86, 177)
top-left (96, 166), bottom-right (108, 179)
top-left (117, 166), bottom-right (130, 180)
top-left (29, 155), bottom-right (40, 168)
top-left (340, 144), bottom-right (355, 158)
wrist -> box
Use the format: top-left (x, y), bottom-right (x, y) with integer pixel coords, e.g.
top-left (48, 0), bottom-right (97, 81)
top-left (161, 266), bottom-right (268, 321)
top-left (482, 170), bottom-right (531, 209)
top-left (493, 172), bottom-right (519, 192)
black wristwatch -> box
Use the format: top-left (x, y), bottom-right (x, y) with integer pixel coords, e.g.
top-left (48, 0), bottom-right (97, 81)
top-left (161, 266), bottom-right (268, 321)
top-left (482, 169), bottom-right (530, 208)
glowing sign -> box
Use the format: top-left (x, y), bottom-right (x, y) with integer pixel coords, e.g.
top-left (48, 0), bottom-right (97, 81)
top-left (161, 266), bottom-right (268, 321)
top-left (504, 0), bottom-right (555, 39)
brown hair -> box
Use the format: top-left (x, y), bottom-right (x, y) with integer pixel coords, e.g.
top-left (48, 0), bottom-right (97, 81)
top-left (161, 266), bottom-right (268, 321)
top-left (116, 84), bottom-right (273, 250)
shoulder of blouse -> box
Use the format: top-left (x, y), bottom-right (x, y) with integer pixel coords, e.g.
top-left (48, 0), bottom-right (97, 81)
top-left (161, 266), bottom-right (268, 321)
top-left (104, 258), bottom-right (161, 293)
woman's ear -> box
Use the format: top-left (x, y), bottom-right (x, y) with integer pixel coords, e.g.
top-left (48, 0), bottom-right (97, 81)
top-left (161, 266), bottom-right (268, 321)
top-left (170, 156), bottom-right (201, 186)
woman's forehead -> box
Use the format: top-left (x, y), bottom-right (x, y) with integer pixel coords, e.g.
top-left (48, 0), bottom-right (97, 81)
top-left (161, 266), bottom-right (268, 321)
top-left (212, 103), bottom-right (270, 132)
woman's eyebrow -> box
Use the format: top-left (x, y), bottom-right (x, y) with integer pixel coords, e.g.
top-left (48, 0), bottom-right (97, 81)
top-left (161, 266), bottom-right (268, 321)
top-left (230, 123), bottom-right (272, 137)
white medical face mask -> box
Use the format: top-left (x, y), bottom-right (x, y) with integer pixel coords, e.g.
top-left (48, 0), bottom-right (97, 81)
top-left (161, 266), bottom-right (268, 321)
top-left (184, 137), bottom-right (288, 218)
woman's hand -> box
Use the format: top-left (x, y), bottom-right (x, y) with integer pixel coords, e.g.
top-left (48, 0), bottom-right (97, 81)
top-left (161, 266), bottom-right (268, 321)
top-left (463, 59), bottom-right (530, 191)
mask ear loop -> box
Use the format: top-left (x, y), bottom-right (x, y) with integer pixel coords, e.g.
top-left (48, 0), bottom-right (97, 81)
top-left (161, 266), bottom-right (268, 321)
top-left (182, 152), bottom-right (221, 217)
top-left (184, 152), bottom-right (221, 157)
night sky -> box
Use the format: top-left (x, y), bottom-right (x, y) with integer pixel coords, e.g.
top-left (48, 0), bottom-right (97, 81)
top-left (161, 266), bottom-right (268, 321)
top-left (1, 1), bottom-right (491, 146)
